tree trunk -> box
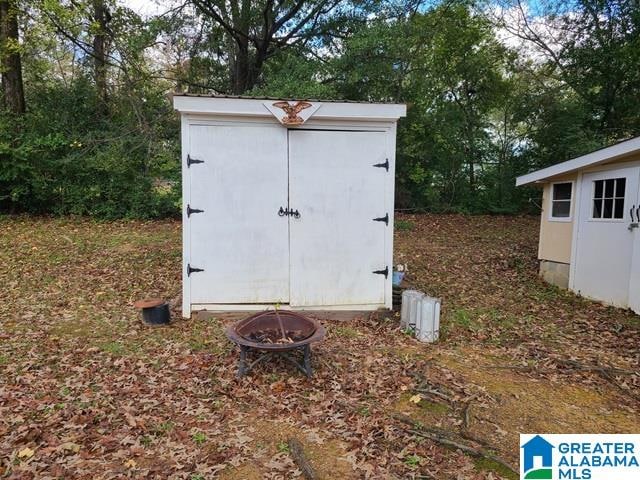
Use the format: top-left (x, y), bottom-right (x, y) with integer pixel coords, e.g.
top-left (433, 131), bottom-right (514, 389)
top-left (0, 0), bottom-right (25, 114)
top-left (231, 41), bottom-right (250, 94)
top-left (93, 0), bottom-right (109, 115)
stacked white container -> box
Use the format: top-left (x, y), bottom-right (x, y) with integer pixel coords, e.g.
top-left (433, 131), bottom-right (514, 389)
top-left (400, 290), bottom-right (440, 343)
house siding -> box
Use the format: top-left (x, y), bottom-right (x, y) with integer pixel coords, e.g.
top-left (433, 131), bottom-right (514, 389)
top-left (538, 174), bottom-right (577, 264)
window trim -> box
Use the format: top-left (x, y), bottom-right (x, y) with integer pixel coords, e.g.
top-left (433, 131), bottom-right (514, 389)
top-left (548, 181), bottom-right (574, 222)
top-left (588, 177), bottom-right (627, 223)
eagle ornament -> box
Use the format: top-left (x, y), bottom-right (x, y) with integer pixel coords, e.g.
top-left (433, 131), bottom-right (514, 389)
top-left (272, 101), bottom-right (313, 125)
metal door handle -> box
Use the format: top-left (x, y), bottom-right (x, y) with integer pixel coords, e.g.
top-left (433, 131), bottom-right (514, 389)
top-left (278, 207), bottom-right (289, 217)
top-left (292, 209), bottom-right (301, 219)
top-left (628, 205), bottom-right (639, 231)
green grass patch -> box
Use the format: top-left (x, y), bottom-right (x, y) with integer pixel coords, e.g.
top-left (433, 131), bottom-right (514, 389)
top-left (444, 308), bottom-right (482, 334)
top-left (475, 457), bottom-right (519, 479)
top-left (192, 431), bottom-right (207, 445)
top-left (417, 399), bottom-right (449, 414)
top-left (357, 405), bottom-right (371, 417)
top-left (332, 326), bottom-right (360, 338)
top-left (396, 220), bottom-right (414, 231)
top-left (100, 341), bottom-right (125, 355)
top-left (403, 454), bottom-right (422, 468)
top-left (153, 421), bottom-right (174, 436)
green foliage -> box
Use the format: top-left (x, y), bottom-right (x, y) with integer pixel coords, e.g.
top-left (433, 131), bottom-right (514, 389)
top-left (2, 0), bottom-right (640, 217)
top-left (0, 79), bottom-right (179, 218)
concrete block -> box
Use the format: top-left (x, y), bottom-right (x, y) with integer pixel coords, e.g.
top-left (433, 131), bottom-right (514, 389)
top-left (539, 260), bottom-right (570, 289)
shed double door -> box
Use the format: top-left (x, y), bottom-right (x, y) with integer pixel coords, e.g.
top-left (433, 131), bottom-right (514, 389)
top-left (187, 125), bottom-right (388, 307)
top-left (573, 165), bottom-right (640, 312)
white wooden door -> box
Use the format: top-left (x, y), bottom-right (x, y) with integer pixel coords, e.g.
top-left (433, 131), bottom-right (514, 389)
top-left (627, 176), bottom-right (640, 314)
top-left (288, 130), bottom-right (388, 307)
top-left (573, 166), bottom-right (640, 308)
top-left (187, 124), bottom-right (289, 304)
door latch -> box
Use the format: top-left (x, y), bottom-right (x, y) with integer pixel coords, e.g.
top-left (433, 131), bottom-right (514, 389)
top-left (278, 207), bottom-right (301, 218)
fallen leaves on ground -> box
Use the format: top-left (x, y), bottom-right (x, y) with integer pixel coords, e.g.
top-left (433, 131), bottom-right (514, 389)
top-left (0, 214), bottom-right (638, 479)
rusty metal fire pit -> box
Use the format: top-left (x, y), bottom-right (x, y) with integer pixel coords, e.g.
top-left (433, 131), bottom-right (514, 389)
top-left (225, 310), bottom-right (325, 378)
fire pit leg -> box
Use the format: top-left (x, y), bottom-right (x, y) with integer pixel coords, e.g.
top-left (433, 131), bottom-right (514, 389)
top-left (303, 344), bottom-right (312, 378)
top-left (237, 345), bottom-right (249, 378)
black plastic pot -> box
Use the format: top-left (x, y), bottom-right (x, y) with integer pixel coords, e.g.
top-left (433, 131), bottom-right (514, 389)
top-left (141, 302), bottom-right (171, 325)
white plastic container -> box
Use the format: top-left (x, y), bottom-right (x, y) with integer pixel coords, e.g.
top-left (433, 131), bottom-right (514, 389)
top-left (400, 290), bottom-right (424, 330)
top-left (400, 290), bottom-right (440, 343)
top-left (415, 296), bottom-right (440, 343)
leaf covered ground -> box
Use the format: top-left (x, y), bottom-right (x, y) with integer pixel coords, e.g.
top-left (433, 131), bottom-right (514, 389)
top-left (1, 214), bottom-right (638, 479)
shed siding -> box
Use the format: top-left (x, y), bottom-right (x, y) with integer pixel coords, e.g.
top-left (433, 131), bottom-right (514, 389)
top-left (538, 174), bottom-right (577, 264)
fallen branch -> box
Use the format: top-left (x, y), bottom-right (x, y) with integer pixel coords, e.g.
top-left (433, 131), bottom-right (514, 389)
top-left (409, 428), bottom-right (517, 475)
top-left (462, 401), bottom-right (471, 429)
top-left (392, 412), bottom-right (517, 476)
top-left (288, 438), bottom-right (317, 480)
top-left (390, 413), bottom-right (458, 439)
top-left (415, 387), bottom-right (453, 402)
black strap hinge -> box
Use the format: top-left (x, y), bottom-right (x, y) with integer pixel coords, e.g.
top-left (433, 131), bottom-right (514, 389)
top-left (187, 204), bottom-right (204, 217)
top-left (373, 159), bottom-right (389, 171)
top-left (373, 266), bottom-right (389, 278)
top-left (373, 213), bottom-right (389, 225)
top-left (187, 264), bottom-right (204, 276)
top-left (187, 154), bottom-right (204, 167)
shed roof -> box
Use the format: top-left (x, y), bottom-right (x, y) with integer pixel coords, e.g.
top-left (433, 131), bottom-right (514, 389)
top-left (516, 135), bottom-right (640, 187)
top-left (173, 93), bottom-right (407, 121)
top-left (172, 92), bottom-right (399, 104)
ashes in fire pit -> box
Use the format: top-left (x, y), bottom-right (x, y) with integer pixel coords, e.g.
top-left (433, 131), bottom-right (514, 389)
top-left (225, 310), bottom-right (325, 377)
top-left (245, 329), bottom-right (308, 344)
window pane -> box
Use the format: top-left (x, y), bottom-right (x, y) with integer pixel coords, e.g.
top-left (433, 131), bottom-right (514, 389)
top-left (552, 200), bottom-right (571, 218)
top-left (593, 199), bottom-right (602, 218)
top-left (615, 178), bottom-right (626, 198)
top-left (605, 179), bottom-right (615, 197)
top-left (594, 180), bottom-right (603, 199)
top-left (614, 198), bottom-right (624, 219)
top-left (553, 182), bottom-right (572, 200)
top-left (603, 198), bottom-right (613, 218)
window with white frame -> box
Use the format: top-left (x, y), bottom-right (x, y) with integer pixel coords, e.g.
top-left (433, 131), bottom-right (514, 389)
top-left (592, 178), bottom-right (625, 219)
top-left (550, 182), bottom-right (572, 219)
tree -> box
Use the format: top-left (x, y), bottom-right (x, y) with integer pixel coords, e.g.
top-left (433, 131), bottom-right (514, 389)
top-left (190, 0), bottom-right (350, 94)
top-left (92, 0), bottom-right (111, 114)
top-left (0, 0), bottom-right (25, 114)
top-left (494, 0), bottom-right (640, 142)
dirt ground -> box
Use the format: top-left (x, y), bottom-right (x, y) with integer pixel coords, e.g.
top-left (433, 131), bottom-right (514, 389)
top-left (0, 214), bottom-right (638, 479)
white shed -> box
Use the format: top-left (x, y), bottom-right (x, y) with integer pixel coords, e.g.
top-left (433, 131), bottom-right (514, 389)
top-left (517, 136), bottom-right (640, 314)
top-left (174, 94), bottom-right (407, 317)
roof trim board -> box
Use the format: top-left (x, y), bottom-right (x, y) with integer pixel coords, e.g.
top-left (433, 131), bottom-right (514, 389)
top-left (516, 136), bottom-right (640, 186)
top-left (173, 95), bottom-right (407, 121)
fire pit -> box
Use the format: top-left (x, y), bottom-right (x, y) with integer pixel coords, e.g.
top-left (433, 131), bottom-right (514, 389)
top-left (225, 310), bottom-right (325, 378)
